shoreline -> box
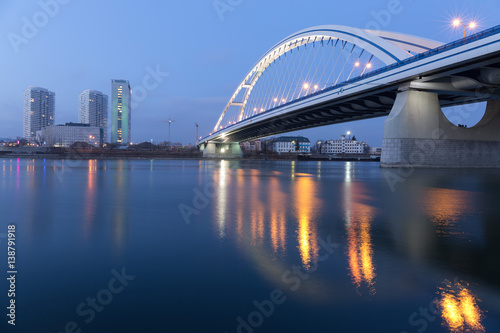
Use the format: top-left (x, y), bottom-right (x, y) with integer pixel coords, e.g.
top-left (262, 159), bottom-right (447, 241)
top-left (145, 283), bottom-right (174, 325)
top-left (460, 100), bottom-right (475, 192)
top-left (0, 154), bottom-right (381, 162)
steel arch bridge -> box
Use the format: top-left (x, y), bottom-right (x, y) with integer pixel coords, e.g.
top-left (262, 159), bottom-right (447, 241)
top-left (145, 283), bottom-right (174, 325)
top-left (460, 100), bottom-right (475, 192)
top-left (214, 26), bottom-right (440, 131)
top-left (200, 24), bottom-right (500, 162)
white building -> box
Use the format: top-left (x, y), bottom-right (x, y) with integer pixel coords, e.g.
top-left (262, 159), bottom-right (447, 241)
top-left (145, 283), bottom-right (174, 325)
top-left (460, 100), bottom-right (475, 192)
top-left (273, 136), bottom-right (310, 154)
top-left (321, 135), bottom-right (366, 154)
top-left (79, 90), bottom-right (108, 143)
top-left (37, 123), bottom-right (102, 148)
top-left (23, 87), bottom-right (55, 141)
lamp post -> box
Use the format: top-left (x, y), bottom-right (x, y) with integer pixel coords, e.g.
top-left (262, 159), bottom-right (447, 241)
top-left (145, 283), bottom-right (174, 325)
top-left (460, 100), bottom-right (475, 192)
top-left (347, 131), bottom-right (351, 140)
top-left (453, 19), bottom-right (477, 38)
top-left (194, 122), bottom-right (199, 144)
top-left (168, 118), bottom-right (175, 148)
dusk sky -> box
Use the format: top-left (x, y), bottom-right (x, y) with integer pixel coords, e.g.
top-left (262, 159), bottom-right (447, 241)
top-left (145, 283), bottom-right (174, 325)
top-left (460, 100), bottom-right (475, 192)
top-left (1, 0), bottom-right (499, 146)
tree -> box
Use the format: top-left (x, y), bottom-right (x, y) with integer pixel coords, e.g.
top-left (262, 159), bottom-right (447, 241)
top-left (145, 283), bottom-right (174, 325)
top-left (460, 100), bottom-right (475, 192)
top-left (35, 133), bottom-right (46, 146)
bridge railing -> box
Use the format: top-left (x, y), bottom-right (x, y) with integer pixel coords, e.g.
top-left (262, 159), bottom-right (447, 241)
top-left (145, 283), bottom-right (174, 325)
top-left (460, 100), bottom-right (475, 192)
top-left (204, 25), bottom-right (500, 141)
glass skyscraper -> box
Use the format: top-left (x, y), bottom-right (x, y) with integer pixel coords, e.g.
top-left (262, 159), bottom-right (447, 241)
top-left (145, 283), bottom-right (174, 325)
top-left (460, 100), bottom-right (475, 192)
top-left (23, 87), bottom-right (55, 141)
top-left (111, 79), bottom-right (131, 144)
top-left (79, 90), bottom-right (108, 144)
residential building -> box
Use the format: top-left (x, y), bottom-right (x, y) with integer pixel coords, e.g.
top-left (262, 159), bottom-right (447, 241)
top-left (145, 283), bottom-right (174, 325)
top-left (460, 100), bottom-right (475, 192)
top-left (273, 136), bottom-right (311, 153)
top-left (242, 140), bottom-right (262, 152)
top-left (23, 87), bottom-right (55, 141)
top-left (79, 90), bottom-right (108, 144)
top-left (321, 135), bottom-right (366, 154)
top-left (111, 79), bottom-right (132, 144)
top-left (36, 123), bottom-right (102, 147)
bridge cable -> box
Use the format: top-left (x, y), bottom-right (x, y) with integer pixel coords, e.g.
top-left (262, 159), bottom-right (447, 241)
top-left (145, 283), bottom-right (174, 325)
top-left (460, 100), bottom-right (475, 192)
top-left (346, 49), bottom-right (365, 82)
top-left (334, 44), bottom-right (356, 87)
top-left (311, 39), bottom-right (329, 89)
top-left (284, 42), bottom-right (307, 106)
top-left (302, 38), bottom-right (324, 97)
top-left (319, 39), bottom-right (336, 89)
top-left (294, 41), bottom-right (317, 100)
top-left (325, 39), bottom-right (344, 88)
top-left (267, 56), bottom-right (287, 111)
top-left (272, 50), bottom-right (293, 109)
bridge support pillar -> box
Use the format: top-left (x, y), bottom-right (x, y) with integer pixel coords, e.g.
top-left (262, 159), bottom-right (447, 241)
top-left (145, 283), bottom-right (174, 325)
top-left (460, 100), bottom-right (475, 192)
top-left (203, 142), bottom-right (217, 158)
top-left (381, 89), bottom-right (500, 168)
top-left (202, 142), bottom-right (243, 159)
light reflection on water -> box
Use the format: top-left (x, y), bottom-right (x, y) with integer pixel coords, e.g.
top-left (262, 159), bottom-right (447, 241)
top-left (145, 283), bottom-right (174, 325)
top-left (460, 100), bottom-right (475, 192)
top-left (344, 182), bottom-right (377, 295)
top-left (438, 280), bottom-right (485, 333)
top-left (0, 159), bottom-right (498, 332)
top-left (294, 176), bottom-right (320, 270)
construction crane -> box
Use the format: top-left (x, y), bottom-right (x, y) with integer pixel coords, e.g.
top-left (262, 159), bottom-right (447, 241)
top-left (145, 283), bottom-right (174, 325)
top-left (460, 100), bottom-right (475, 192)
top-left (194, 122), bottom-right (199, 144)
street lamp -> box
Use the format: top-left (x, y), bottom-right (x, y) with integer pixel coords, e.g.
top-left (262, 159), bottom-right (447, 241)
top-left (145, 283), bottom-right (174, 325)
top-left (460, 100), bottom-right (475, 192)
top-left (452, 19), bottom-right (477, 38)
top-left (347, 131), bottom-right (351, 140)
top-left (168, 118), bottom-right (176, 147)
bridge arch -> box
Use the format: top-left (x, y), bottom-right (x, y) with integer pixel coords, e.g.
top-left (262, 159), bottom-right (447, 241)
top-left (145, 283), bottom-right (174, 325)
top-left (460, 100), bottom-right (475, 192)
top-left (213, 25), bottom-right (442, 132)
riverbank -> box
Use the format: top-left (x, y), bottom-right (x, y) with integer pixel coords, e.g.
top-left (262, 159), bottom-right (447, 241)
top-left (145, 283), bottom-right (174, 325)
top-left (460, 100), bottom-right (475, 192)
top-left (0, 147), bottom-right (380, 161)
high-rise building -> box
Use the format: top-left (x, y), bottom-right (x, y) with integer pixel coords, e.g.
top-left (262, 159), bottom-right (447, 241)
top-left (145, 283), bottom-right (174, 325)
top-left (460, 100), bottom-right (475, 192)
top-left (23, 87), bottom-right (55, 141)
top-left (111, 79), bottom-right (131, 144)
top-left (79, 90), bottom-right (108, 144)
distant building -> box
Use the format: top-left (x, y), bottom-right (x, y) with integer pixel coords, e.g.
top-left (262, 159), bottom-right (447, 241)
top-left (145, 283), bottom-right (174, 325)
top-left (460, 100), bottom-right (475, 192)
top-left (37, 123), bottom-right (102, 147)
top-left (79, 90), bottom-right (108, 144)
top-left (370, 147), bottom-right (382, 155)
top-left (273, 136), bottom-right (310, 154)
top-left (111, 79), bottom-right (131, 145)
top-left (23, 87), bottom-right (55, 141)
top-left (321, 135), bottom-right (366, 154)
top-left (242, 140), bottom-right (262, 152)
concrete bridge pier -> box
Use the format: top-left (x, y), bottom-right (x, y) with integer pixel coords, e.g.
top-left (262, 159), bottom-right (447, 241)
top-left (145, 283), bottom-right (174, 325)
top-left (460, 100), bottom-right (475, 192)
top-left (381, 88), bottom-right (500, 168)
top-left (202, 142), bottom-right (243, 159)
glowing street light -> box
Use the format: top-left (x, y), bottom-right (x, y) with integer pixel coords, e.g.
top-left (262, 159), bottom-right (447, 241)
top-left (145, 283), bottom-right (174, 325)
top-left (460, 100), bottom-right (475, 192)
top-left (355, 62), bottom-right (360, 67)
top-left (303, 83), bottom-right (310, 89)
top-left (273, 98), bottom-right (278, 103)
top-left (282, 98), bottom-right (286, 103)
top-left (452, 19), bottom-right (478, 38)
top-left (313, 84), bottom-right (319, 90)
top-left (365, 63), bottom-right (372, 69)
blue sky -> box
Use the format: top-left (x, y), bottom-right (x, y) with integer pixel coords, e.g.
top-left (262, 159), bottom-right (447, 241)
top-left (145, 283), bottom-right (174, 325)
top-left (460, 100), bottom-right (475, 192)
top-left (1, 0), bottom-right (499, 146)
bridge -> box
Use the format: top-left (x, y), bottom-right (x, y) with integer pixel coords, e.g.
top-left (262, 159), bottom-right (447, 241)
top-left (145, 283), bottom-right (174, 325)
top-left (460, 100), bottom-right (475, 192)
top-left (200, 25), bottom-right (500, 167)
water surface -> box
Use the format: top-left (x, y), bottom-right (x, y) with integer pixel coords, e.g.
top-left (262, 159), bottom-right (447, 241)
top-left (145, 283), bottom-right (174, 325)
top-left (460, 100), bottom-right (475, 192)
top-left (0, 158), bottom-right (499, 332)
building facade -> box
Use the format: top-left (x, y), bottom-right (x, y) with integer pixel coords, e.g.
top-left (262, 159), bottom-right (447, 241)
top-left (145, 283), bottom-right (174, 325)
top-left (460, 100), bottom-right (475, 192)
top-left (37, 123), bottom-right (102, 147)
top-left (273, 136), bottom-right (311, 153)
top-left (111, 79), bottom-right (131, 145)
top-left (242, 140), bottom-right (262, 152)
top-left (321, 135), bottom-right (366, 154)
top-left (79, 90), bottom-right (108, 144)
top-left (23, 87), bottom-right (55, 142)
